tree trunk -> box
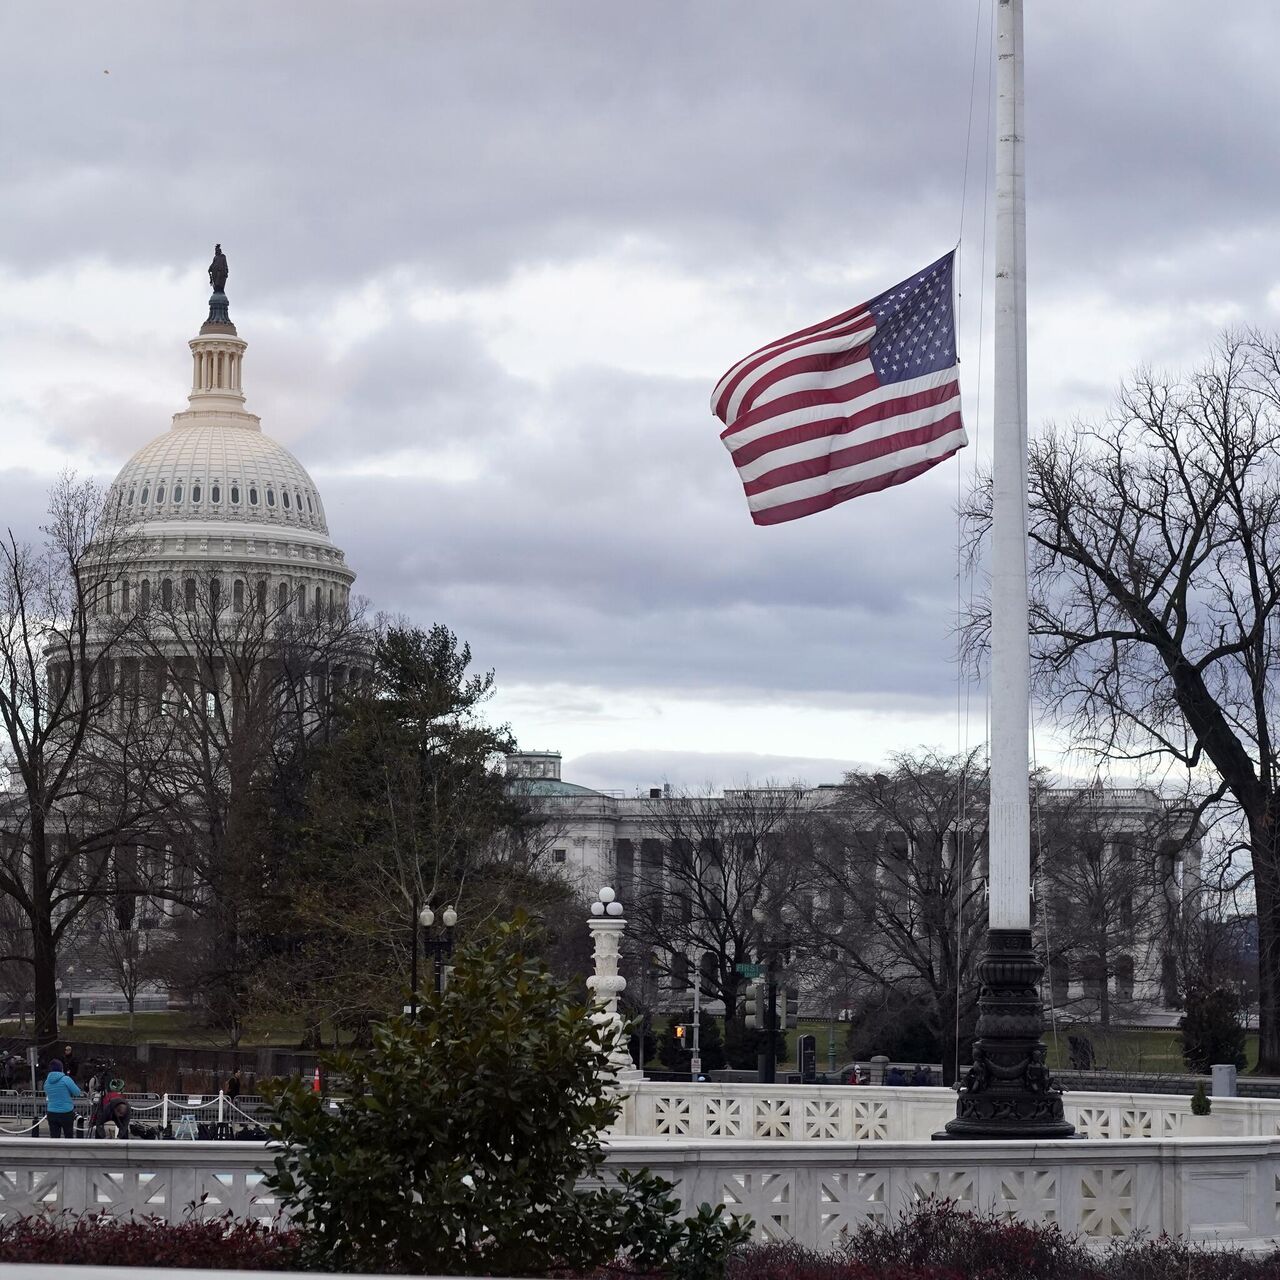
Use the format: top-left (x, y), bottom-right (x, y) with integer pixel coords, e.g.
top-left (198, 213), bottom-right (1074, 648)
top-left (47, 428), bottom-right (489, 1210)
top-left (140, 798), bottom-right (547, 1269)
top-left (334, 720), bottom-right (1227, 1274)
top-left (31, 911), bottom-right (59, 1050)
top-left (1253, 832), bottom-right (1280, 1073)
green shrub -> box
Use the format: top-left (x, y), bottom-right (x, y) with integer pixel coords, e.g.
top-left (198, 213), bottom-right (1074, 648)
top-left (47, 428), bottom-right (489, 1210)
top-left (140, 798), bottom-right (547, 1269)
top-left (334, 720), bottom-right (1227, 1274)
top-left (1191, 1080), bottom-right (1212, 1115)
top-left (265, 919), bottom-right (749, 1276)
top-left (1180, 983), bottom-right (1247, 1073)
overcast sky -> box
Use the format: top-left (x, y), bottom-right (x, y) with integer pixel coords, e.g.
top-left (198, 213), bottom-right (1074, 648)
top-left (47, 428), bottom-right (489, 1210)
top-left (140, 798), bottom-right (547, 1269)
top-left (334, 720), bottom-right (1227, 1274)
top-left (3, 2), bottom-right (1279, 793)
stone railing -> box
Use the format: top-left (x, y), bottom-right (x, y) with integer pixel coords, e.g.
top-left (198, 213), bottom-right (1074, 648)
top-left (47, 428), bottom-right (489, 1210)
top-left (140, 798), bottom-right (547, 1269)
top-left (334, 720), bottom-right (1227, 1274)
top-left (0, 1138), bottom-right (281, 1223)
top-left (6, 1131), bottom-right (1280, 1251)
top-left (603, 1134), bottom-right (1280, 1248)
top-left (611, 1082), bottom-right (1280, 1142)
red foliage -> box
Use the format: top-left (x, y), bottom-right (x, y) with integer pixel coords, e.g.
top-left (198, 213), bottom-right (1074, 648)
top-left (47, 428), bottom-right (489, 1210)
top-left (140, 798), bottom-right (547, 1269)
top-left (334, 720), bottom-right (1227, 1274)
top-left (0, 1215), bottom-right (304, 1270)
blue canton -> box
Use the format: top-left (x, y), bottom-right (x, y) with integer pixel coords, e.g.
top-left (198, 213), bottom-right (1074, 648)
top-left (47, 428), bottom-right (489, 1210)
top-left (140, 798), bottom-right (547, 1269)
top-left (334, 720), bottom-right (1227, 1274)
top-left (866, 251), bottom-right (957, 386)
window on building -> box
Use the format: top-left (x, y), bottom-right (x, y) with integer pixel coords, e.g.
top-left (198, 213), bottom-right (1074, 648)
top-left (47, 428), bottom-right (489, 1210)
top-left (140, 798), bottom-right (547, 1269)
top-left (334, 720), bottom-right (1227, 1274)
top-left (282, 490), bottom-right (291, 509)
top-left (120, 578), bottom-right (130, 611)
top-left (211, 483), bottom-right (221, 503)
top-left (315, 586), bottom-right (323, 615)
top-left (249, 486), bottom-right (259, 506)
top-left (266, 487), bottom-right (276, 507)
top-left (140, 485), bottom-right (150, 504)
top-left (192, 482), bottom-right (202, 503)
top-left (173, 482), bottom-right (183, 503)
top-left (140, 579), bottom-right (151, 611)
top-left (297, 584), bottom-right (306, 616)
top-left (126, 487), bottom-right (135, 505)
top-left (306, 493), bottom-right (313, 513)
top-left (230, 484), bottom-right (240, 504)
top-left (671, 953), bottom-right (690, 990)
top-left (102, 581), bottom-right (113, 614)
top-left (155, 483), bottom-right (166, 504)
top-left (209, 577), bottom-right (222, 612)
top-left (1116, 955), bottom-right (1135, 1001)
top-left (184, 579), bottom-right (196, 611)
top-left (1082, 955), bottom-right (1103, 1000)
top-left (296, 490), bottom-right (304, 512)
top-left (1120, 894), bottom-right (1134, 927)
top-left (161, 578), bottom-right (173, 610)
top-left (233, 579), bottom-right (245, 612)
top-left (257, 578), bottom-right (267, 611)
top-left (552, 848), bottom-right (567, 864)
top-left (277, 582), bottom-right (289, 612)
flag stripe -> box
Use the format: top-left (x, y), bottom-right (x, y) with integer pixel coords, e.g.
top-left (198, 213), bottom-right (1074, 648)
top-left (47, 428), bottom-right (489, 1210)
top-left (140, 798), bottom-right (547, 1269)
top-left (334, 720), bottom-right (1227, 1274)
top-left (711, 251), bottom-right (965, 525)
top-left (737, 381), bottom-right (957, 481)
top-left (716, 307), bottom-right (875, 417)
top-left (744, 411), bottom-right (966, 497)
top-left (748, 450), bottom-right (963, 526)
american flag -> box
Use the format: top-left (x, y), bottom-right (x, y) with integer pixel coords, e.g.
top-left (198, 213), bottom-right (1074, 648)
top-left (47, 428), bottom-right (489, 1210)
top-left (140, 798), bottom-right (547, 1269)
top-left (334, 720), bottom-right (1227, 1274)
top-left (712, 251), bottom-right (967, 526)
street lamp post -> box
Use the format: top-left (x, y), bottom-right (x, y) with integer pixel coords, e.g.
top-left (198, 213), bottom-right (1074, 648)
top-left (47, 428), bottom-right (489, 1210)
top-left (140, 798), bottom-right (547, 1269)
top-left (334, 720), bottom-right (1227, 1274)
top-left (409, 897), bottom-right (457, 1020)
top-left (421, 904), bottom-right (458, 996)
top-left (751, 904), bottom-right (788, 1086)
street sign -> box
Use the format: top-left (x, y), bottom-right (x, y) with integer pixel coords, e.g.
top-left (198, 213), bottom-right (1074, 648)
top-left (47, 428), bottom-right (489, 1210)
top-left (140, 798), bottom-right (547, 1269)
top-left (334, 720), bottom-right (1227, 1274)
top-left (735, 962), bottom-right (764, 978)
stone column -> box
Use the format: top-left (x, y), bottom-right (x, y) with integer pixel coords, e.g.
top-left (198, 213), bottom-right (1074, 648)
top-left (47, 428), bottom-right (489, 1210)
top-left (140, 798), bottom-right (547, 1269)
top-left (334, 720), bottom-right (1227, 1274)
top-left (587, 887), bottom-right (641, 1081)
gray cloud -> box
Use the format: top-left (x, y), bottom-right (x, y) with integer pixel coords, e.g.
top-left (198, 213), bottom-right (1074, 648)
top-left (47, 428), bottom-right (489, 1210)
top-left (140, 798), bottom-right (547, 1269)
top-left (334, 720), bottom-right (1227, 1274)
top-left (3, 0), bottom-right (1279, 772)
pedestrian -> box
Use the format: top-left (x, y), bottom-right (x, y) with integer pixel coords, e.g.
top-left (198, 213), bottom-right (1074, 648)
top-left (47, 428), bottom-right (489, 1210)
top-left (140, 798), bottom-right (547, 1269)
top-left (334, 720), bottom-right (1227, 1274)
top-left (43, 1059), bottom-right (81, 1138)
top-left (62, 1045), bottom-right (78, 1081)
top-left (225, 1068), bottom-right (242, 1100)
top-left (90, 1079), bottom-right (131, 1139)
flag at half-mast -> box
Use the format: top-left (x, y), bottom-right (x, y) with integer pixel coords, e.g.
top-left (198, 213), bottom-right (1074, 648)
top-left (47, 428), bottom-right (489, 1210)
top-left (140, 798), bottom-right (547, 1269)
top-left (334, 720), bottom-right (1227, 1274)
top-left (712, 251), bottom-right (966, 526)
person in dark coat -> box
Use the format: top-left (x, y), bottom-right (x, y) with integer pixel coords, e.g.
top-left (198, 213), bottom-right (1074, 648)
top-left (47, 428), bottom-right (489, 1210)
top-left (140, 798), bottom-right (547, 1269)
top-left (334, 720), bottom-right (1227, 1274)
top-left (225, 1068), bottom-right (242, 1099)
top-left (62, 1045), bottom-right (79, 1081)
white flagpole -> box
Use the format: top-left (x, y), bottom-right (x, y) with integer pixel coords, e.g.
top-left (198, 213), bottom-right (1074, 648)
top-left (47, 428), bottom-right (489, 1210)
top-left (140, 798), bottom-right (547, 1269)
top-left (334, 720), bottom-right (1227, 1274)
top-left (938, 0), bottom-right (1072, 1140)
top-left (988, 0), bottom-right (1030, 934)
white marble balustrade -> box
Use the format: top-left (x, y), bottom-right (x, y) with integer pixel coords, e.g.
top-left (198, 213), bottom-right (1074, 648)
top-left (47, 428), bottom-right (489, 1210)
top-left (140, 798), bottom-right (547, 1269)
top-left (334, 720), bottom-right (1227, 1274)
top-left (0, 1139), bottom-right (281, 1224)
top-left (611, 1082), bottom-right (1280, 1142)
top-left (604, 1134), bottom-right (1280, 1249)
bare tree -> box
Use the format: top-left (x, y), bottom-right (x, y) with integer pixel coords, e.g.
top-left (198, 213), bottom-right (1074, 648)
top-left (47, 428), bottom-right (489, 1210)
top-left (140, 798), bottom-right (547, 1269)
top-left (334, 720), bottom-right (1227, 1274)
top-left (627, 784), bottom-right (809, 1029)
top-left (965, 333), bottom-right (1280, 1068)
top-left (0, 476), bottom-right (161, 1047)
top-left (95, 912), bottom-right (156, 1035)
top-left (126, 565), bottom-right (366, 1044)
top-left (1036, 784), bottom-right (1193, 1026)
top-left (802, 749), bottom-right (988, 1084)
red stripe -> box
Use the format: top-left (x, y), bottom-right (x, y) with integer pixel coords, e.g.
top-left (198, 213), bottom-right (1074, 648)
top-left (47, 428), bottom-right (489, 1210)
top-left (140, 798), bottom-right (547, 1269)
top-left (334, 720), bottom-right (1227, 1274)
top-left (712, 308), bottom-right (872, 422)
top-left (720, 368), bottom-right (882, 442)
top-left (742, 412), bottom-right (965, 498)
top-left (734, 339), bottom-right (875, 421)
top-left (730, 380), bottom-right (960, 470)
top-left (749, 452), bottom-right (961, 526)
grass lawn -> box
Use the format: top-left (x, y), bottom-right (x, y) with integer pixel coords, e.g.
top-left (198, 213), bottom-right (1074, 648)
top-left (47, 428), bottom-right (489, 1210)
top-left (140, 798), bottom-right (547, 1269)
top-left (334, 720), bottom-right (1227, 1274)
top-left (0, 1011), bottom-right (346, 1051)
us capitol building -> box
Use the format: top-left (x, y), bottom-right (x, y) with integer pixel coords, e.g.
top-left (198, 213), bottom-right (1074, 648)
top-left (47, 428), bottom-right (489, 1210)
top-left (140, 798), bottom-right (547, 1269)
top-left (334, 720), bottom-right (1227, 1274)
top-left (104, 245), bottom-right (356, 630)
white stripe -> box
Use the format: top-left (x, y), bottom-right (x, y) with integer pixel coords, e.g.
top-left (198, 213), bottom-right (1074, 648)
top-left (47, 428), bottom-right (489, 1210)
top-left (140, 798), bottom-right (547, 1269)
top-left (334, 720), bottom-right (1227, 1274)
top-left (742, 356), bottom-right (875, 420)
top-left (725, 321), bottom-right (876, 424)
top-left (733, 388), bottom-right (963, 484)
top-left (711, 308), bottom-right (872, 410)
top-left (723, 366), bottom-right (958, 453)
top-left (747, 425), bottom-right (969, 512)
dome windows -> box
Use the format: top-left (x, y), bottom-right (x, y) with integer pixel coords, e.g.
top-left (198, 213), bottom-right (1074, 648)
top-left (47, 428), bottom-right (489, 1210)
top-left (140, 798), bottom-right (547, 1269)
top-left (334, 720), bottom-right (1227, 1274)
top-left (282, 490), bottom-right (291, 510)
top-left (173, 482), bottom-right (184, 503)
top-left (140, 579), bottom-right (151, 611)
top-left (266, 487), bottom-right (276, 508)
top-left (233, 579), bottom-right (245, 612)
top-left (211, 483), bottom-right (221, 504)
top-left (140, 485), bottom-right (150, 505)
top-left (155, 484), bottom-right (166, 504)
top-left (161, 579), bottom-right (173, 610)
top-left (248, 486), bottom-right (259, 506)
top-left (192, 482), bottom-right (202, 503)
top-left (230, 484), bottom-right (240, 505)
top-left (296, 490), bottom-right (303, 513)
top-left (126, 487), bottom-right (136, 506)
top-left (305, 493), bottom-right (313, 514)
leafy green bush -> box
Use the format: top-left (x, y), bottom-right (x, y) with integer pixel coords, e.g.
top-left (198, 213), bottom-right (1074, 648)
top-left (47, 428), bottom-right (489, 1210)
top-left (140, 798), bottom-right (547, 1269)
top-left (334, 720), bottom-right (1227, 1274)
top-left (1191, 1080), bottom-right (1212, 1115)
top-left (266, 920), bottom-right (750, 1276)
top-left (1180, 983), bottom-right (1247, 1073)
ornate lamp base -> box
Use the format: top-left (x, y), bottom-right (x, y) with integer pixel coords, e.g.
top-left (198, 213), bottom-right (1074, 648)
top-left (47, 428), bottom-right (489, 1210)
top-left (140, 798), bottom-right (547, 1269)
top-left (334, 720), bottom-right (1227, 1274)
top-left (934, 928), bottom-right (1076, 1140)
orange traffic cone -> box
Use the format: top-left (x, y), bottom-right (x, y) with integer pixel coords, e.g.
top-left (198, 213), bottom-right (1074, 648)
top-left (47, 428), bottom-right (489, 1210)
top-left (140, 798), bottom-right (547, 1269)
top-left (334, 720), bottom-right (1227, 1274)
top-left (312, 1066), bottom-right (322, 1094)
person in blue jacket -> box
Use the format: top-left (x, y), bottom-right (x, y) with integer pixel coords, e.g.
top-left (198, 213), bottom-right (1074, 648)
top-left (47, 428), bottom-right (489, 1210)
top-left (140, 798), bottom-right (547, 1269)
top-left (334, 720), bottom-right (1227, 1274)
top-left (44, 1058), bottom-right (81, 1138)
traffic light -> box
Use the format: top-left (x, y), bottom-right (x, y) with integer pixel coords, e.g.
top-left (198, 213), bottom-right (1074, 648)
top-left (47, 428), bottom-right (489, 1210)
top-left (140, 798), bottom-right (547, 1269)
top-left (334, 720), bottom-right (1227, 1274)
top-left (673, 1023), bottom-right (693, 1051)
top-left (744, 981), bottom-right (766, 1030)
top-left (784, 988), bottom-right (800, 1029)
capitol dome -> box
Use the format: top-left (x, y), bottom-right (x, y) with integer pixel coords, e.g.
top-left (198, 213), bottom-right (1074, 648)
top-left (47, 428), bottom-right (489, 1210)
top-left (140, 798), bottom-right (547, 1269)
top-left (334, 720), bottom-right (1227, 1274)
top-left (103, 263), bottom-right (355, 613)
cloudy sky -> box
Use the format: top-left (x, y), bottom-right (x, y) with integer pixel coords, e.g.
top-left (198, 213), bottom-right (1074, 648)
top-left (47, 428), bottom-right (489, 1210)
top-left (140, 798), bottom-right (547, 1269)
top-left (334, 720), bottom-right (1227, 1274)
top-left (3, 2), bottom-right (1279, 793)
